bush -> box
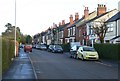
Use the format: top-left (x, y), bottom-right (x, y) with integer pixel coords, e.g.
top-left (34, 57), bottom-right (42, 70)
top-left (60, 43), bottom-right (70, 52)
top-left (94, 43), bottom-right (120, 60)
top-left (2, 38), bottom-right (15, 73)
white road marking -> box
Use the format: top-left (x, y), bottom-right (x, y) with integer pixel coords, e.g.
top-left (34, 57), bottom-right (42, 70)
top-left (95, 61), bottom-right (112, 67)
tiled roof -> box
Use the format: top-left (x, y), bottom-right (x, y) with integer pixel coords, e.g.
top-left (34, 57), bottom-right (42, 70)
top-left (66, 11), bottom-right (96, 29)
top-left (77, 9), bottom-right (118, 27)
top-left (106, 11), bottom-right (120, 22)
top-left (41, 31), bottom-right (47, 36)
top-left (58, 23), bottom-right (69, 31)
top-left (76, 11), bottom-right (97, 27)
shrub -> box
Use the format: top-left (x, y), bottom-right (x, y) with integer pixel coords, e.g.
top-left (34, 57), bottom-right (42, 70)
top-left (60, 43), bottom-right (70, 52)
top-left (2, 38), bottom-right (15, 73)
top-left (94, 43), bottom-right (120, 60)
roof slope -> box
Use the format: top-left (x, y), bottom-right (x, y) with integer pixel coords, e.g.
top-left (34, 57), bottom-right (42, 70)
top-left (77, 9), bottom-right (118, 27)
top-left (107, 11), bottom-right (120, 22)
top-left (76, 11), bottom-right (97, 27)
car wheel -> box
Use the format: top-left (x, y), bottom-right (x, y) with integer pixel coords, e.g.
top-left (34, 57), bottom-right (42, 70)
top-left (73, 54), bottom-right (76, 59)
top-left (52, 50), bottom-right (55, 53)
top-left (75, 54), bottom-right (78, 59)
top-left (47, 49), bottom-right (49, 52)
top-left (81, 55), bottom-right (85, 61)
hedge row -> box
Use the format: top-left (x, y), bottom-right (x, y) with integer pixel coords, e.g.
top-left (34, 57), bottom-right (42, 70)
top-left (60, 43), bottom-right (120, 60)
top-left (94, 44), bottom-right (120, 60)
top-left (2, 38), bottom-right (15, 73)
top-left (60, 43), bottom-right (70, 52)
top-left (0, 38), bottom-right (2, 80)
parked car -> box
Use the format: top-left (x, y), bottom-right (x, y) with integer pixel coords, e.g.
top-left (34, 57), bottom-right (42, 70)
top-left (20, 44), bottom-right (25, 48)
top-left (47, 45), bottom-right (54, 52)
top-left (32, 44), bottom-right (36, 48)
top-left (70, 45), bottom-right (81, 58)
top-left (35, 44), bottom-right (41, 49)
top-left (76, 46), bottom-right (99, 60)
top-left (48, 45), bottom-right (63, 53)
top-left (24, 44), bottom-right (32, 52)
top-left (39, 44), bottom-right (47, 50)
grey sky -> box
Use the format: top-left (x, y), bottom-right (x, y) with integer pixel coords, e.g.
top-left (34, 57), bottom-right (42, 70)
top-left (0, 0), bottom-right (119, 36)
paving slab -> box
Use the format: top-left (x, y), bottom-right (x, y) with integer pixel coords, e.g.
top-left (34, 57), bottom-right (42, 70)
top-left (2, 48), bottom-right (36, 80)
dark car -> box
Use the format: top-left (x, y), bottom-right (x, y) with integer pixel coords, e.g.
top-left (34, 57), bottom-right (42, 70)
top-left (47, 45), bottom-right (54, 52)
top-left (48, 45), bottom-right (63, 53)
top-left (24, 44), bottom-right (32, 52)
top-left (39, 44), bottom-right (47, 50)
top-left (35, 44), bottom-right (41, 49)
top-left (20, 44), bottom-right (24, 48)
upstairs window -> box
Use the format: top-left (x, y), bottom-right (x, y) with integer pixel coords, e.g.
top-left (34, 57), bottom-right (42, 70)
top-left (73, 27), bottom-right (75, 36)
top-left (68, 29), bottom-right (70, 37)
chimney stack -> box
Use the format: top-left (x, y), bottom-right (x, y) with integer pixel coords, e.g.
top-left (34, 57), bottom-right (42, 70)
top-left (97, 4), bottom-right (107, 16)
top-left (62, 20), bottom-right (65, 25)
top-left (59, 22), bottom-right (61, 26)
top-left (84, 7), bottom-right (89, 20)
top-left (69, 14), bottom-right (74, 25)
top-left (75, 13), bottom-right (79, 21)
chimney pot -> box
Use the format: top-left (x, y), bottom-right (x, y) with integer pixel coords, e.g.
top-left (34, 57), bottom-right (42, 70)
top-left (62, 20), bottom-right (65, 25)
top-left (75, 12), bottom-right (79, 21)
top-left (84, 7), bottom-right (89, 20)
top-left (70, 14), bottom-right (73, 17)
top-left (97, 4), bottom-right (107, 16)
top-left (59, 22), bottom-right (61, 26)
top-left (69, 14), bottom-right (74, 25)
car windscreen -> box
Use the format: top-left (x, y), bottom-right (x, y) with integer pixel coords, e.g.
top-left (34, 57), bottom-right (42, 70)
top-left (83, 47), bottom-right (95, 51)
top-left (54, 45), bottom-right (62, 48)
top-left (37, 45), bottom-right (41, 47)
top-left (26, 45), bottom-right (32, 47)
top-left (41, 44), bottom-right (46, 47)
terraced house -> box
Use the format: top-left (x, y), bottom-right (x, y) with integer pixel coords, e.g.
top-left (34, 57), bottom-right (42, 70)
top-left (84, 8), bottom-right (118, 46)
top-left (57, 20), bottom-right (69, 44)
top-left (106, 11), bottom-right (120, 43)
top-left (65, 13), bottom-right (80, 43)
top-left (33, 4), bottom-right (119, 45)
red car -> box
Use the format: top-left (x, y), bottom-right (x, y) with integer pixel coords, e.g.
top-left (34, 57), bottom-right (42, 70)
top-left (24, 44), bottom-right (32, 52)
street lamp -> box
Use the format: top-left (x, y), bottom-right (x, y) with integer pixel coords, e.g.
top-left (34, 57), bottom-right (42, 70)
top-left (15, 0), bottom-right (16, 57)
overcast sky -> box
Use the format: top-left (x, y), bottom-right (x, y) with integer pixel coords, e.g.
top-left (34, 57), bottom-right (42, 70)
top-left (0, 0), bottom-right (119, 36)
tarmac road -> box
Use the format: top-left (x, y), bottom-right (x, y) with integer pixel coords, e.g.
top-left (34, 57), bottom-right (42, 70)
top-left (28, 48), bottom-right (118, 79)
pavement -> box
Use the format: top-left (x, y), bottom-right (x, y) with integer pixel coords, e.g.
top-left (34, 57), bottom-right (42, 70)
top-left (2, 48), bottom-right (36, 80)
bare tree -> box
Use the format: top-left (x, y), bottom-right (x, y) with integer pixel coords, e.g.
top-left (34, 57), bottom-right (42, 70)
top-left (92, 20), bottom-right (108, 43)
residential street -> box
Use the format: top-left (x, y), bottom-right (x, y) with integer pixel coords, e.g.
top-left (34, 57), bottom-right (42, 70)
top-left (28, 48), bottom-right (118, 79)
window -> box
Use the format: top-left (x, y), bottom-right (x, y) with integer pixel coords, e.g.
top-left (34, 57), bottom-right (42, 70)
top-left (107, 23), bottom-right (114, 32)
top-left (68, 29), bottom-right (70, 36)
top-left (70, 28), bottom-right (72, 36)
top-left (107, 26), bottom-right (113, 32)
top-left (73, 27), bottom-right (75, 35)
top-left (61, 31), bottom-right (63, 38)
top-left (79, 30), bottom-right (81, 37)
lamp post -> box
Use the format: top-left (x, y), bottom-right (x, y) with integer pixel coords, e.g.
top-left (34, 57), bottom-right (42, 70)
top-left (15, 0), bottom-right (16, 57)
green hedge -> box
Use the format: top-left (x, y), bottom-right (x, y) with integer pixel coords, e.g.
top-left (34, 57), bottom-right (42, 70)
top-left (94, 44), bottom-right (120, 60)
top-left (60, 43), bottom-right (70, 52)
top-left (0, 38), bottom-right (2, 80)
top-left (2, 38), bottom-right (15, 73)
